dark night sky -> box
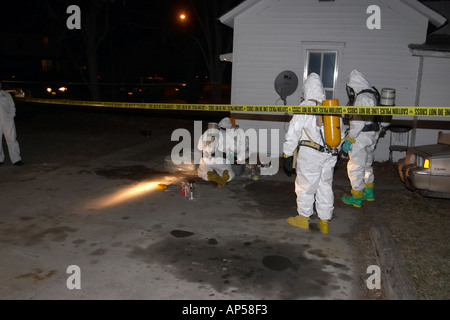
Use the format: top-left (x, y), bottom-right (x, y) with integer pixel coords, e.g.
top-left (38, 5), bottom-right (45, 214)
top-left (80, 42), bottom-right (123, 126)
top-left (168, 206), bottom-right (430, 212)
top-left (1, 1), bottom-right (175, 33)
top-left (0, 0), bottom-right (446, 84)
top-left (0, 0), bottom-right (244, 83)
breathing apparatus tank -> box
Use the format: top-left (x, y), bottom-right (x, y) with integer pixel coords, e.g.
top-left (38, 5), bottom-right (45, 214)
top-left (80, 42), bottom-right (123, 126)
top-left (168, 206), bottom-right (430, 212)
top-left (379, 88), bottom-right (395, 125)
top-left (321, 99), bottom-right (341, 151)
top-left (380, 88), bottom-right (396, 106)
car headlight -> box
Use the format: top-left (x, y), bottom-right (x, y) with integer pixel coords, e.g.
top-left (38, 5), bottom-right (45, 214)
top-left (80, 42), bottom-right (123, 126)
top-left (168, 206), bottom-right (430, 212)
top-left (46, 87), bottom-right (52, 93)
top-left (58, 87), bottom-right (68, 92)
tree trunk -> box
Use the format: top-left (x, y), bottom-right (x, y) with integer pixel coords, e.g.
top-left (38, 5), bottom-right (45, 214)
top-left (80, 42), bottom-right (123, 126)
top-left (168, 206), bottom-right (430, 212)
top-left (82, 0), bottom-right (109, 101)
top-left (210, 63), bottom-right (223, 104)
top-left (87, 49), bottom-right (101, 101)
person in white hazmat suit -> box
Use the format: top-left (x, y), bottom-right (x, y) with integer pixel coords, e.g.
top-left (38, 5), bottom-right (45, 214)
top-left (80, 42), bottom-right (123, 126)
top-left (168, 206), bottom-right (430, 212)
top-left (341, 70), bottom-right (380, 207)
top-left (197, 117), bottom-right (246, 188)
top-left (0, 80), bottom-right (22, 166)
top-left (283, 73), bottom-right (344, 235)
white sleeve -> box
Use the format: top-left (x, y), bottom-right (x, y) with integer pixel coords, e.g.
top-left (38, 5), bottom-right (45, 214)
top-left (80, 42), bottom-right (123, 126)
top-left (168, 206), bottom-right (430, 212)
top-left (283, 115), bottom-right (303, 156)
top-left (235, 128), bottom-right (247, 162)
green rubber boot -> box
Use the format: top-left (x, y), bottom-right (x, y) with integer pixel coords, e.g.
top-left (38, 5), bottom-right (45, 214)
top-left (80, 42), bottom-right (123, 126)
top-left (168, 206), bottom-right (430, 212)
top-left (362, 183), bottom-right (374, 201)
top-left (341, 189), bottom-right (363, 208)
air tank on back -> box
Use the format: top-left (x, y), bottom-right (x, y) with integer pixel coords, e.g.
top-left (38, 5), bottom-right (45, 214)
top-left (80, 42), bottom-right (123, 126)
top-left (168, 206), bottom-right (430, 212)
top-left (322, 99), bottom-right (341, 150)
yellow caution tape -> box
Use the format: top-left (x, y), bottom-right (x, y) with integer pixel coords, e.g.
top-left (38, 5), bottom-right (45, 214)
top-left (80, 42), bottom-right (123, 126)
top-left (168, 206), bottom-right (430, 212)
top-left (21, 98), bottom-right (450, 117)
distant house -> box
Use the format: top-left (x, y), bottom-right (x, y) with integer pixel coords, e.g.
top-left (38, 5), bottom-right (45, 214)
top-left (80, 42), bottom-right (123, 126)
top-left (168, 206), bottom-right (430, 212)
top-left (0, 32), bottom-right (70, 81)
top-left (220, 0), bottom-right (449, 162)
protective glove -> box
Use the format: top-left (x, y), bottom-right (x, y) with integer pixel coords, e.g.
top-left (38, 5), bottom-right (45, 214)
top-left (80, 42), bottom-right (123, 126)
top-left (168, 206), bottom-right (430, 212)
top-left (342, 137), bottom-right (355, 153)
top-left (283, 154), bottom-right (294, 173)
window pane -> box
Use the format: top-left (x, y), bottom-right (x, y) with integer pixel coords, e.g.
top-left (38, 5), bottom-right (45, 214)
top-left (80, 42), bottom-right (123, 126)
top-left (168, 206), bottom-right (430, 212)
top-left (308, 52), bottom-right (321, 76)
top-left (322, 52), bottom-right (336, 88)
top-left (41, 59), bottom-right (53, 72)
top-left (325, 89), bottom-right (334, 100)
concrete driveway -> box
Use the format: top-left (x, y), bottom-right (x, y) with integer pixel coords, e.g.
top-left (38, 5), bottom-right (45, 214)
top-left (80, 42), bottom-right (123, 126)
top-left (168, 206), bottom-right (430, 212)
top-left (0, 103), bottom-right (368, 300)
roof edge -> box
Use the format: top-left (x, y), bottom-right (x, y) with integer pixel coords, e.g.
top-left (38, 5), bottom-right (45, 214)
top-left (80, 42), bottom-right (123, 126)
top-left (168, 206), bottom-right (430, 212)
top-left (409, 43), bottom-right (450, 57)
top-left (219, 0), bottom-right (263, 28)
top-left (400, 0), bottom-right (447, 27)
top-left (220, 0), bottom-right (447, 28)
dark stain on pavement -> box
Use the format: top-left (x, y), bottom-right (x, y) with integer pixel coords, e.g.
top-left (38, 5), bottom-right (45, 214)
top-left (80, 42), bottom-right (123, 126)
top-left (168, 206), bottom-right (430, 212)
top-left (15, 268), bottom-right (57, 281)
top-left (170, 230), bottom-right (194, 238)
top-left (129, 234), bottom-right (340, 299)
top-left (262, 255), bottom-right (292, 271)
top-left (243, 180), bottom-right (295, 206)
top-left (232, 180), bottom-right (297, 220)
top-left (207, 238), bottom-right (218, 245)
top-left (1, 225), bottom-right (78, 247)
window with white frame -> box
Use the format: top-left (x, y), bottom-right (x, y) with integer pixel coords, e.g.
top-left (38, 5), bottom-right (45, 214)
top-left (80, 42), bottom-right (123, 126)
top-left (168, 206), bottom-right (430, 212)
top-left (306, 50), bottom-right (338, 99)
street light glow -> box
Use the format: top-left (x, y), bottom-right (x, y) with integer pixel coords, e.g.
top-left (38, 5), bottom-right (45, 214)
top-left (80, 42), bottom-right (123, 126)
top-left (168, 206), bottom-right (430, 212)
top-left (179, 13), bottom-right (186, 21)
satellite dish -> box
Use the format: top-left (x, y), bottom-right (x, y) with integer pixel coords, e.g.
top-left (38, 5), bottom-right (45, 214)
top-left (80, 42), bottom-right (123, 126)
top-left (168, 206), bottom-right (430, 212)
top-left (274, 70), bottom-right (298, 105)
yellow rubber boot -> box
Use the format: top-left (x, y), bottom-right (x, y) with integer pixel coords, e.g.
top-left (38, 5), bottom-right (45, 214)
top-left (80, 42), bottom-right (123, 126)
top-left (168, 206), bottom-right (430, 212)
top-left (219, 170), bottom-right (230, 188)
top-left (287, 215), bottom-right (310, 230)
top-left (207, 171), bottom-right (222, 187)
top-left (318, 219), bottom-right (329, 234)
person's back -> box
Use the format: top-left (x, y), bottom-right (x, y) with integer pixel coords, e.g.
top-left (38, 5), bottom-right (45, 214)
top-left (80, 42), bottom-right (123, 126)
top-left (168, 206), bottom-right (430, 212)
top-left (0, 80), bottom-right (23, 166)
top-left (283, 73), bottom-right (342, 234)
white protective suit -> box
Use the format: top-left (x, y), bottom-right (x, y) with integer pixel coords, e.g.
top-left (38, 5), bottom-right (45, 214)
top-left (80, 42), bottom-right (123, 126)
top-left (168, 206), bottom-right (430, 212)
top-left (0, 88), bottom-right (21, 164)
top-left (197, 117), bottom-right (246, 181)
top-left (283, 73), bottom-right (344, 221)
top-left (345, 70), bottom-right (379, 191)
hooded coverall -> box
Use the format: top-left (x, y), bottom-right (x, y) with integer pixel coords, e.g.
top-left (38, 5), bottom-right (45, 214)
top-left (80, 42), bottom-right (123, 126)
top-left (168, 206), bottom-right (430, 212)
top-left (197, 117), bottom-right (246, 185)
top-left (283, 73), bottom-right (344, 222)
top-left (0, 88), bottom-right (21, 164)
top-left (343, 70), bottom-right (379, 205)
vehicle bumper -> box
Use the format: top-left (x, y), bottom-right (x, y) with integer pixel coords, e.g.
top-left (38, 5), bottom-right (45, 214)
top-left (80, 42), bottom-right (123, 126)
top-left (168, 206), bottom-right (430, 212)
top-left (398, 159), bottom-right (429, 191)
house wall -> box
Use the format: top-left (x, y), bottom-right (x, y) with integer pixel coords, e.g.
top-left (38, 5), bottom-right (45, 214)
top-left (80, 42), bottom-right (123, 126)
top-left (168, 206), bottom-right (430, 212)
top-left (228, 0), bottom-right (433, 161)
top-left (413, 55), bottom-right (450, 147)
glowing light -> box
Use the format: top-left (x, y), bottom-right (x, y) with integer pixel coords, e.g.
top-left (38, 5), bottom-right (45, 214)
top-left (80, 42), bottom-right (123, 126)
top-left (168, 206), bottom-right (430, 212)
top-left (179, 13), bottom-right (186, 20)
top-left (86, 176), bottom-right (180, 210)
top-left (424, 159), bottom-right (430, 169)
top-left (90, 181), bottom-right (160, 209)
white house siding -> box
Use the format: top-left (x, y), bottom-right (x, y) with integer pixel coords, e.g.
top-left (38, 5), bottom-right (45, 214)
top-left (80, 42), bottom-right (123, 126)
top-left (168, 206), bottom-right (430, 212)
top-left (413, 56), bottom-right (450, 147)
top-left (227, 0), bottom-right (431, 161)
